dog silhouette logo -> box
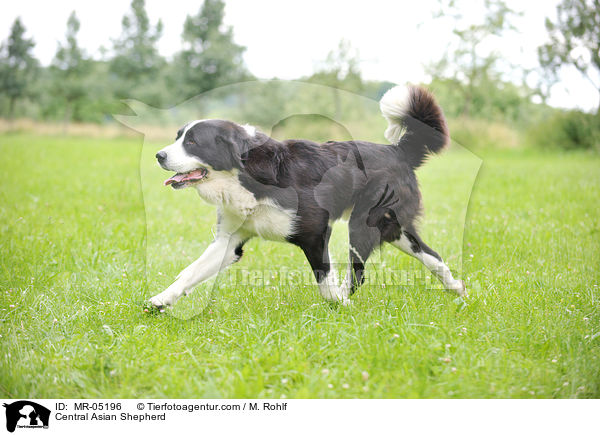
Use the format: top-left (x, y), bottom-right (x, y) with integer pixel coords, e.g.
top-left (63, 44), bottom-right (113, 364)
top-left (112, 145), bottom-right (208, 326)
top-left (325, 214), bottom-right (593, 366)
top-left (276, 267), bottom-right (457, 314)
top-left (2, 401), bottom-right (50, 432)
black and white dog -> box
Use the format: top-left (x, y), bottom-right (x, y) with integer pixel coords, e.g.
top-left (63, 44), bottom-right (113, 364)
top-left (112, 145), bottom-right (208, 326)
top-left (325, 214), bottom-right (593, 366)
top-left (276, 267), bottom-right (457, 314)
top-left (149, 85), bottom-right (465, 308)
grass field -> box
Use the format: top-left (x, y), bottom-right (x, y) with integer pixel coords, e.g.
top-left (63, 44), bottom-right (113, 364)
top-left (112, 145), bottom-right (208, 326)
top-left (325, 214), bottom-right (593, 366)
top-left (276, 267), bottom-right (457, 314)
top-left (1, 132), bottom-right (599, 398)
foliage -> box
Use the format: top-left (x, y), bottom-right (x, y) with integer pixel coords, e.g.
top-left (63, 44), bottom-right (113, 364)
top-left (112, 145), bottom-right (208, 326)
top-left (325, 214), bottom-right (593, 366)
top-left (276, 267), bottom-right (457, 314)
top-left (232, 80), bottom-right (289, 128)
top-left (170, 0), bottom-right (249, 102)
top-left (429, 0), bottom-right (521, 117)
top-left (0, 18), bottom-right (38, 118)
top-left (309, 40), bottom-right (363, 93)
top-left (527, 109), bottom-right (600, 151)
top-left (306, 40), bottom-right (364, 118)
top-left (538, 0), bottom-right (600, 114)
top-left (50, 12), bottom-right (91, 126)
top-left (110, 0), bottom-right (165, 107)
top-left (429, 77), bottom-right (554, 125)
top-left (447, 117), bottom-right (522, 151)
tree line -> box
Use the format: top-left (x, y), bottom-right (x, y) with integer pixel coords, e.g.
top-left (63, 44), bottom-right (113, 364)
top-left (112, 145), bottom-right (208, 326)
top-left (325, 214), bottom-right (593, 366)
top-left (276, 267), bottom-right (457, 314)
top-left (0, 0), bottom-right (598, 149)
top-left (0, 0), bottom-right (250, 124)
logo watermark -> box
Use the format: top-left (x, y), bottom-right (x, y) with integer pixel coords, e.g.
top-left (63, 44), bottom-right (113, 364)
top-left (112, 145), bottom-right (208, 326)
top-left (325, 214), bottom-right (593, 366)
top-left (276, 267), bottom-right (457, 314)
top-left (3, 401), bottom-right (50, 433)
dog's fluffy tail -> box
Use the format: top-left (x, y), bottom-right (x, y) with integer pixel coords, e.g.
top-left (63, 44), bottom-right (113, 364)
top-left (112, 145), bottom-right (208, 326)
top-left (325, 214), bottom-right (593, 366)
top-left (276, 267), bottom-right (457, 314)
top-left (379, 84), bottom-right (449, 169)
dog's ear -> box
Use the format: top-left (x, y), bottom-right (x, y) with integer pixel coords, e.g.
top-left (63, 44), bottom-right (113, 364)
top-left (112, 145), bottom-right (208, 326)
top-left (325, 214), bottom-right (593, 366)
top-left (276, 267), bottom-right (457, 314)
top-left (215, 131), bottom-right (282, 185)
top-left (242, 144), bottom-right (282, 186)
top-left (214, 134), bottom-right (249, 170)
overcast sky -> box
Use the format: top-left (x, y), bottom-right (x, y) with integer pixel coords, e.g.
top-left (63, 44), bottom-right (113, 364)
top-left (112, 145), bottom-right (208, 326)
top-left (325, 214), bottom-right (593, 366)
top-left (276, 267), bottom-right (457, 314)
top-left (1, 0), bottom-right (598, 111)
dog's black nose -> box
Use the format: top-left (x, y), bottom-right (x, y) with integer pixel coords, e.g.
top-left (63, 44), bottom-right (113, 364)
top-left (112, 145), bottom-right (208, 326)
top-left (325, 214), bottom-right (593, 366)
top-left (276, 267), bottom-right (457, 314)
top-left (156, 151), bottom-right (167, 163)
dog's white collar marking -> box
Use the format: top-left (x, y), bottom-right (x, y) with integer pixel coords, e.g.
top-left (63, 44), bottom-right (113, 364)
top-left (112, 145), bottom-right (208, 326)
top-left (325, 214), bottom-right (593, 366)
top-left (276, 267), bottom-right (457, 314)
top-left (242, 124), bottom-right (256, 137)
top-left (194, 170), bottom-right (258, 215)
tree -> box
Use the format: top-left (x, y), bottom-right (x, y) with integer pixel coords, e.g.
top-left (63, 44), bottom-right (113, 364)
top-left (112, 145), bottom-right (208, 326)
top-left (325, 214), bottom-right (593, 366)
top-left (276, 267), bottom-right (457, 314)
top-left (0, 17), bottom-right (38, 119)
top-left (110, 0), bottom-right (164, 104)
top-left (538, 0), bottom-right (600, 115)
top-left (308, 39), bottom-right (364, 118)
top-left (311, 40), bottom-right (363, 92)
top-left (429, 0), bottom-right (517, 116)
top-left (171, 0), bottom-right (248, 101)
top-left (51, 11), bottom-right (89, 128)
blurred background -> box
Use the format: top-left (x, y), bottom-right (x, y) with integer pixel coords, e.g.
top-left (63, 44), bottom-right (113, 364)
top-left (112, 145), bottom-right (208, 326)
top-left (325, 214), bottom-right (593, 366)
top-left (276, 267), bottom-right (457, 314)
top-left (0, 0), bottom-right (598, 150)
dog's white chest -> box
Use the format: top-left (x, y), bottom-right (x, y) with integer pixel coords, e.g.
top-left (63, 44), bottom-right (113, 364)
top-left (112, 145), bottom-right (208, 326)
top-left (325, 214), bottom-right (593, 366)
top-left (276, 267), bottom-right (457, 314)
top-left (218, 201), bottom-right (295, 241)
top-left (243, 201), bottom-right (295, 241)
top-left (196, 173), bottom-right (295, 241)
top-left (194, 171), bottom-right (258, 215)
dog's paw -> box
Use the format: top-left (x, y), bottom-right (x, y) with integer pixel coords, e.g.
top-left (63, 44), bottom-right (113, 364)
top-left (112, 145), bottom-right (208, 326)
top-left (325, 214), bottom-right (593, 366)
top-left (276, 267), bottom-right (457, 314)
top-left (148, 294), bottom-right (171, 311)
top-left (451, 280), bottom-right (467, 297)
top-left (341, 297), bottom-right (354, 307)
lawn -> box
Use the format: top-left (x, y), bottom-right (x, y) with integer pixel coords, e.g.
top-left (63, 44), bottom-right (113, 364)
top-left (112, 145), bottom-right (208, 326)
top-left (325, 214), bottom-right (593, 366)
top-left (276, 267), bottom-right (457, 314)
top-left (0, 132), bottom-right (599, 398)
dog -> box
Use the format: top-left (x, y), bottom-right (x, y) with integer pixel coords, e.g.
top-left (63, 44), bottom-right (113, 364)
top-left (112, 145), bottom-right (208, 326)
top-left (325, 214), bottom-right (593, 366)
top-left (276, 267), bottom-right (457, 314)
top-left (149, 84), bottom-right (465, 309)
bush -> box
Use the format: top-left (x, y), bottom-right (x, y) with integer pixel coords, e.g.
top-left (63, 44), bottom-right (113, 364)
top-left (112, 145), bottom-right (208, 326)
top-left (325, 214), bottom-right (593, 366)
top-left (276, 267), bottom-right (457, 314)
top-left (447, 117), bottom-right (522, 151)
top-left (527, 110), bottom-right (600, 151)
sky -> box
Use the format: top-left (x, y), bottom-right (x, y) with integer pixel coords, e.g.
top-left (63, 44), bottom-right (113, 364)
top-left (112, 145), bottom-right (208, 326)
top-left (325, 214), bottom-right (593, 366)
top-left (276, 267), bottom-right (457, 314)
top-left (1, 0), bottom-right (598, 112)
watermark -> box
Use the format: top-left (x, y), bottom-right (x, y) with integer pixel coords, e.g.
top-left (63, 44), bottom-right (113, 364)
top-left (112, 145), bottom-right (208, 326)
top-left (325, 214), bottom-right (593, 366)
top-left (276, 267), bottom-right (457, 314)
top-left (2, 399), bottom-right (596, 434)
top-left (2, 401), bottom-right (50, 433)
top-left (213, 265), bottom-right (455, 290)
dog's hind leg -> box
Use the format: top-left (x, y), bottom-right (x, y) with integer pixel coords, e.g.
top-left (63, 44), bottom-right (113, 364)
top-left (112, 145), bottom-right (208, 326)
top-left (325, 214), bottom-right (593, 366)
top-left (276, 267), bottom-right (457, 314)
top-left (390, 225), bottom-right (465, 296)
top-left (149, 233), bottom-right (246, 308)
top-left (342, 215), bottom-right (380, 296)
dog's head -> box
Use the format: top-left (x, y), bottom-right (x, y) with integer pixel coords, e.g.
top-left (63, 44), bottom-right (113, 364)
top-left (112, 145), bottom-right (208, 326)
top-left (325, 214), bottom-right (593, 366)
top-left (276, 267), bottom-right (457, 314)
top-left (156, 119), bottom-right (257, 189)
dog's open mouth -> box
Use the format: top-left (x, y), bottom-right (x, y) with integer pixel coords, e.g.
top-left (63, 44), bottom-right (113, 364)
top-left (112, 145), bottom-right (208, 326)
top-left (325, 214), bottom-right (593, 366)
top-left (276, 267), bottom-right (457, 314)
top-left (164, 168), bottom-right (208, 189)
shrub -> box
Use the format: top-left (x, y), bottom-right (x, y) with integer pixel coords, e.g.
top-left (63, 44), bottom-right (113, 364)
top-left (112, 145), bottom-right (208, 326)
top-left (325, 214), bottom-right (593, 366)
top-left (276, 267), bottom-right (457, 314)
top-left (527, 110), bottom-right (600, 151)
top-left (447, 117), bottom-right (522, 151)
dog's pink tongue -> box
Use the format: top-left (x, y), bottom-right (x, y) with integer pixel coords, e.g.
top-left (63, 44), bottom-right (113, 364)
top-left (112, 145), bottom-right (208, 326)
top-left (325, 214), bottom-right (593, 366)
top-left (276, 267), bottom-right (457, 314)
top-left (164, 173), bottom-right (187, 186)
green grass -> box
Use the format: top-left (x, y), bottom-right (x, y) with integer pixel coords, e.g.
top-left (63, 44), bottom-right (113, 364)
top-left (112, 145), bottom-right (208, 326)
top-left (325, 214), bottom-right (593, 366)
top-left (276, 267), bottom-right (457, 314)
top-left (0, 132), bottom-right (599, 398)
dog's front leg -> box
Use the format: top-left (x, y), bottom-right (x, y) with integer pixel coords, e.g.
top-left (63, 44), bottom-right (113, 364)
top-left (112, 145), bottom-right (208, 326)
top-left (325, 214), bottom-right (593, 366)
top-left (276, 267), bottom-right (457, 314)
top-left (149, 235), bottom-right (245, 308)
top-left (296, 226), bottom-right (351, 305)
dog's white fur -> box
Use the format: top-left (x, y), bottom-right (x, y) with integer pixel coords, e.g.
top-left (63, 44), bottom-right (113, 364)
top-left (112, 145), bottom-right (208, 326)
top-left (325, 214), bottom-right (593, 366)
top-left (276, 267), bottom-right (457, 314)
top-left (380, 85), bottom-right (411, 144)
top-left (242, 124), bottom-right (256, 137)
top-left (317, 258), bottom-right (352, 305)
top-left (195, 169), bottom-right (259, 216)
top-left (391, 234), bottom-right (464, 293)
top-left (150, 235), bottom-right (244, 307)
